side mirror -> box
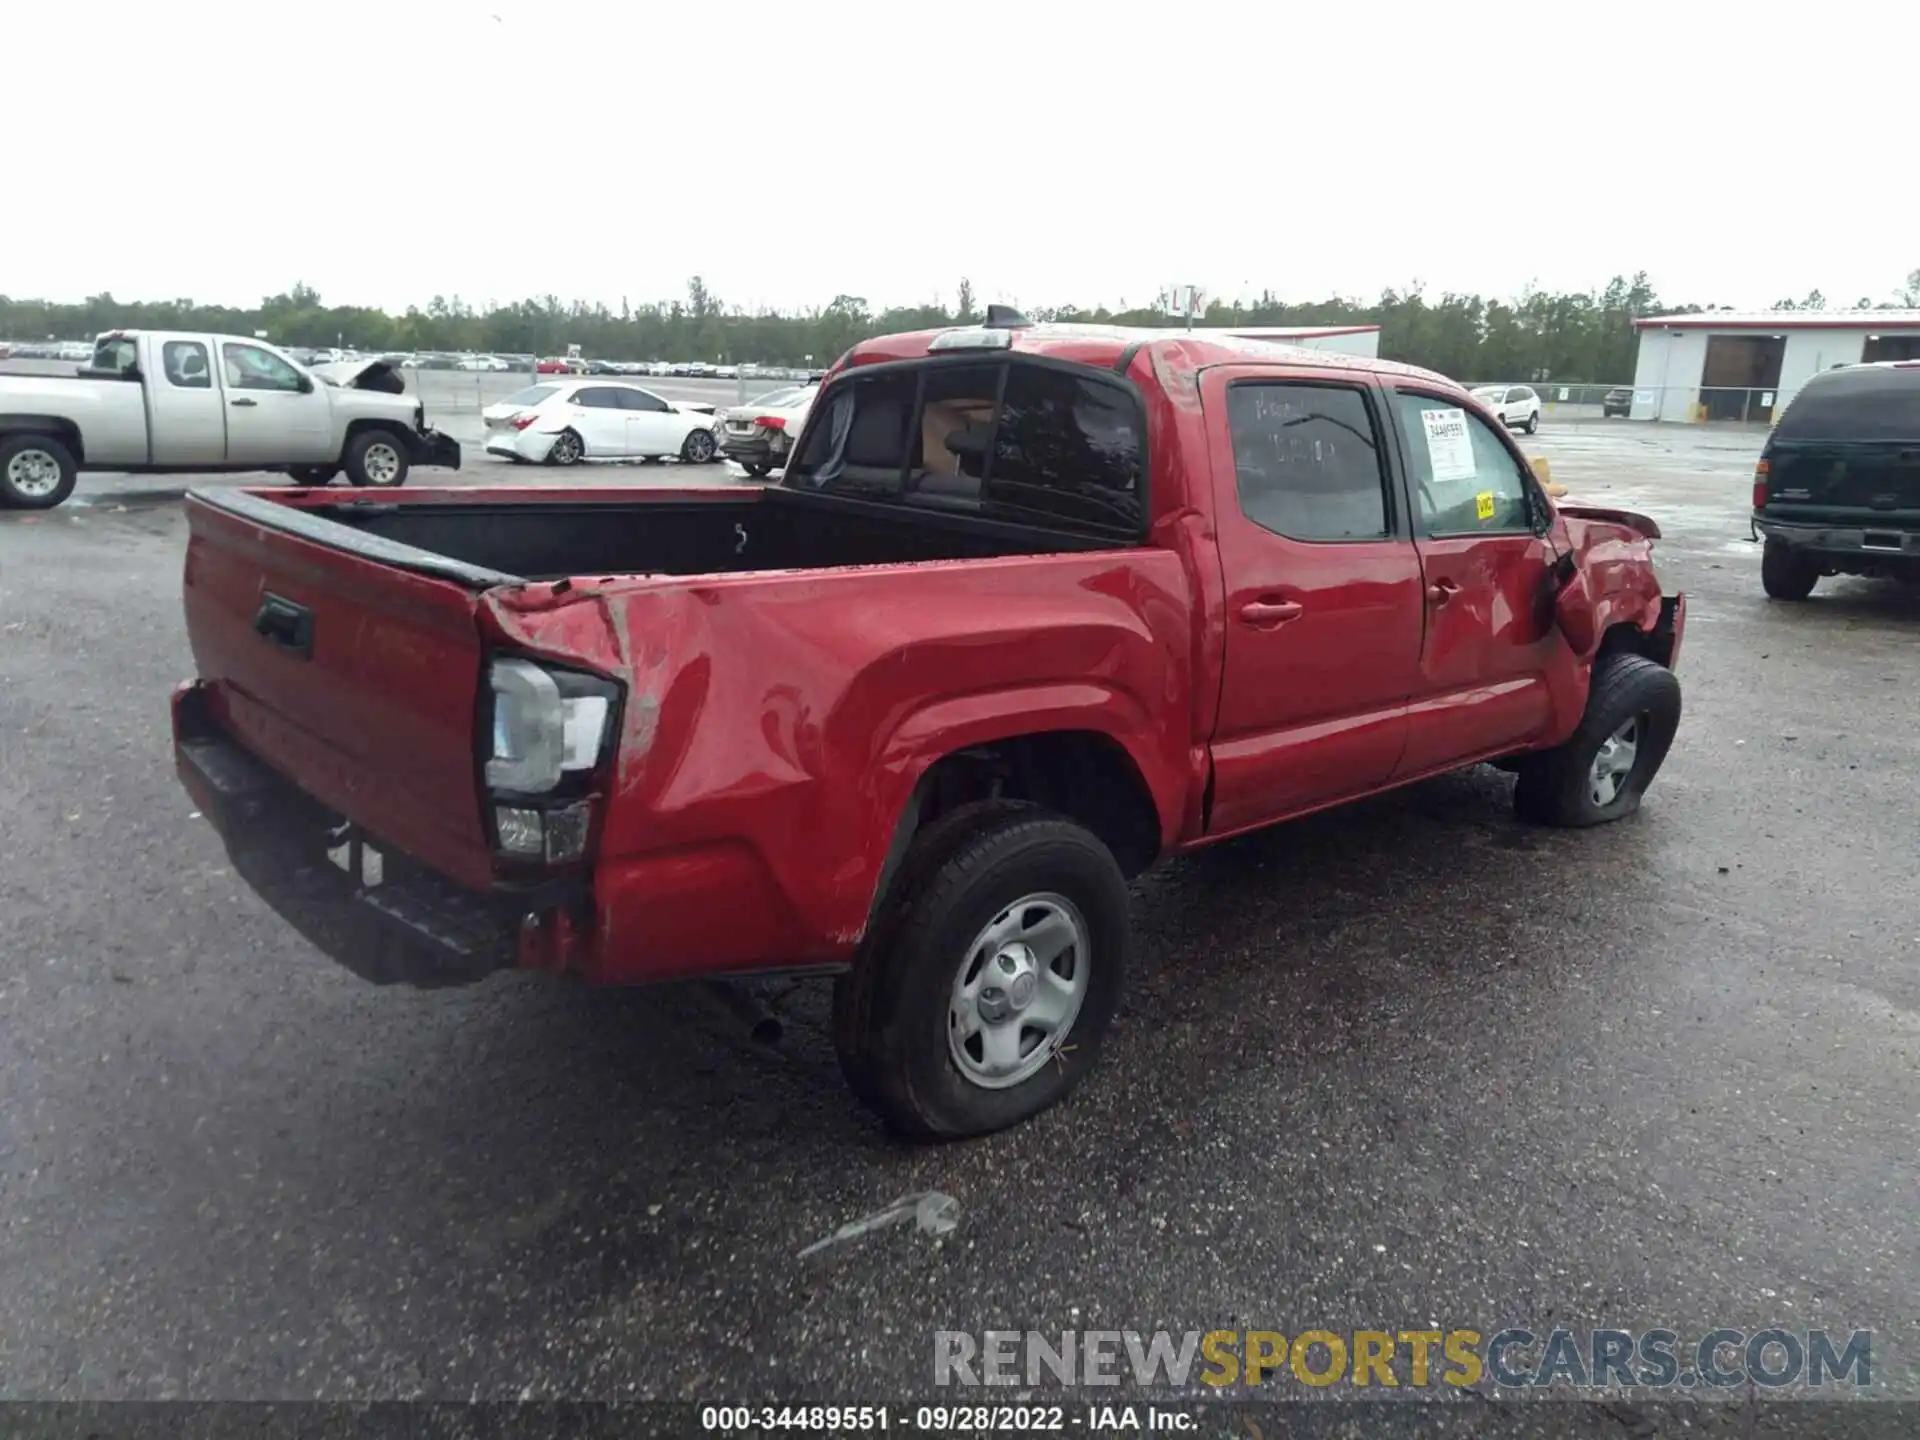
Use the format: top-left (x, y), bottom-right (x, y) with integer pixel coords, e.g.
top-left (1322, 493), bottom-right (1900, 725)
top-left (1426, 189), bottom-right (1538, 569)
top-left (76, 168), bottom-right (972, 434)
top-left (295, 373), bottom-right (314, 394)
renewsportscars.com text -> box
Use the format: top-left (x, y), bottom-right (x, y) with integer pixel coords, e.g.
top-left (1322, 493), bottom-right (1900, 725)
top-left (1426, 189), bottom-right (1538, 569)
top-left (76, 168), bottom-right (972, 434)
top-left (934, 1327), bottom-right (1873, 1392)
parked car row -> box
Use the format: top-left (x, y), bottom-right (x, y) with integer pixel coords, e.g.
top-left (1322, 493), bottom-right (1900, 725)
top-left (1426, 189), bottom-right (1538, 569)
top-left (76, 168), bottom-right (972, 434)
top-left (2, 340), bottom-right (95, 362)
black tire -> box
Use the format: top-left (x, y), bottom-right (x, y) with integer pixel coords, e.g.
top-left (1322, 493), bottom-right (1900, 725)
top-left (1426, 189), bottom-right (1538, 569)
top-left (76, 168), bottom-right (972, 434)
top-left (287, 465), bottom-right (337, 486)
top-left (546, 429), bottom-right (585, 467)
top-left (0, 434), bottom-right (79, 510)
top-left (831, 805), bottom-right (1131, 1140)
top-left (1761, 539), bottom-right (1820, 601)
top-left (742, 462), bottom-right (772, 478)
top-left (1525, 411), bottom-right (1540, 434)
top-left (681, 427), bottom-right (718, 464)
top-left (1513, 653), bottom-right (1682, 827)
top-left (341, 430), bottom-right (411, 488)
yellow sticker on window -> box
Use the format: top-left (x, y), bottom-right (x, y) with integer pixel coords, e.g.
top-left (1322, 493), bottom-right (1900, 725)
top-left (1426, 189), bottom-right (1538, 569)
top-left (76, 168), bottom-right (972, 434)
top-left (1475, 490), bottom-right (1496, 521)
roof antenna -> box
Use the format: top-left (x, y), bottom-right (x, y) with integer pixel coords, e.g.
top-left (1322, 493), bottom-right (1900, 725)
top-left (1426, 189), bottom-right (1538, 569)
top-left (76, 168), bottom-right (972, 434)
top-left (983, 305), bottom-right (1033, 329)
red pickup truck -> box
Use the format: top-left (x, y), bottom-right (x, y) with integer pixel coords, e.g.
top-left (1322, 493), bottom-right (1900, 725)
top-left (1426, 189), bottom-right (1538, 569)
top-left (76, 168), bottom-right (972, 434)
top-left (173, 317), bottom-right (1685, 1139)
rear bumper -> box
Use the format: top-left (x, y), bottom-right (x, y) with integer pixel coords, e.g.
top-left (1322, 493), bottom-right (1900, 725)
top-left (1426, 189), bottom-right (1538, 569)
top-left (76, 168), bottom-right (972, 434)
top-left (409, 428), bottom-right (463, 469)
top-left (484, 428), bottom-right (555, 463)
top-left (1755, 515), bottom-right (1920, 562)
top-left (172, 681), bottom-right (578, 988)
top-left (719, 435), bottom-right (784, 467)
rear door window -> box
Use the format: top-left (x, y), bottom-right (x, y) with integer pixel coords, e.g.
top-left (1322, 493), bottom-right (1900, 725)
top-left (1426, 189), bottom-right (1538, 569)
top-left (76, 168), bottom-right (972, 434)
top-left (788, 359), bottom-right (1144, 538)
top-left (573, 387), bottom-right (624, 409)
top-left (163, 340), bottom-right (212, 388)
top-left (1225, 382), bottom-right (1390, 540)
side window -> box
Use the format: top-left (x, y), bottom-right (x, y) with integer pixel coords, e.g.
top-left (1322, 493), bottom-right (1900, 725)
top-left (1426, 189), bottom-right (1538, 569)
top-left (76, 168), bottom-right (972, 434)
top-left (92, 337), bottom-right (140, 374)
top-left (163, 340), bottom-right (211, 389)
top-left (988, 365), bottom-right (1143, 533)
top-left (575, 387), bottom-right (622, 408)
top-left (221, 342), bottom-right (303, 392)
top-left (1225, 382), bottom-right (1389, 542)
top-left (790, 370), bottom-right (918, 489)
top-left (617, 387), bottom-right (669, 412)
top-left (1394, 391), bottom-right (1533, 536)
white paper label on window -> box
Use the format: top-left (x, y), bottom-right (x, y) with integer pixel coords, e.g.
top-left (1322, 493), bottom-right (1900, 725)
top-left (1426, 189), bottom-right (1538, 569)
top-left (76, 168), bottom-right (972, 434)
top-left (1421, 407), bottom-right (1477, 483)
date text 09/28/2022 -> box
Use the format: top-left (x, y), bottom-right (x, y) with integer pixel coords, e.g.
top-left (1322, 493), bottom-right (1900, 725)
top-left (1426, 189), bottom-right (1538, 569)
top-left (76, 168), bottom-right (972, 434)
top-left (700, 1406), bottom-right (1192, 1432)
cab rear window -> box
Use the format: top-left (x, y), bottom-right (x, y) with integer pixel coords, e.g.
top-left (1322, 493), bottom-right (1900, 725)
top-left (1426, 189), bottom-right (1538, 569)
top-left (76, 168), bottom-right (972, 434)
top-left (787, 358), bottom-right (1145, 539)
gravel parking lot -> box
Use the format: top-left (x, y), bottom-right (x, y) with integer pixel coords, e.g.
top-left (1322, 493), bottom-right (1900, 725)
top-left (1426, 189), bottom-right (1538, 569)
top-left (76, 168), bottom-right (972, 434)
top-left (1, 419), bottom-right (1915, 1418)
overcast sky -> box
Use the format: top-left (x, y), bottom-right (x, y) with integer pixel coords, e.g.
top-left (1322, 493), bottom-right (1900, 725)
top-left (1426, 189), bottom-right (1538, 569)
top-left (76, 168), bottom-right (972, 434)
top-left (14, 0), bottom-right (1912, 316)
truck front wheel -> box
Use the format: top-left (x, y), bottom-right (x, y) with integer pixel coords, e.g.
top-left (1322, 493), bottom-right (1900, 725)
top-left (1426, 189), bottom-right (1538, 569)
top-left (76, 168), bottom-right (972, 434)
top-left (0, 435), bottom-right (78, 509)
top-left (342, 430), bottom-right (411, 488)
top-left (832, 804), bottom-right (1131, 1140)
top-left (1513, 653), bottom-right (1682, 827)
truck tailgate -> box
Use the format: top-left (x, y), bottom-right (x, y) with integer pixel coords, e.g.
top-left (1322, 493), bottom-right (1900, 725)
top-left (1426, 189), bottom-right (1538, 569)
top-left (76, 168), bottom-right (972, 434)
top-left (182, 489), bottom-right (498, 889)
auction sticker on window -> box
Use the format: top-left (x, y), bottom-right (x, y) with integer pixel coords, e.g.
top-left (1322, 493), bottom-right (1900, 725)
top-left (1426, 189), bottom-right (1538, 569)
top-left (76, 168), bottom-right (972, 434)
top-left (1420, 407), bottom-right (1477, 482)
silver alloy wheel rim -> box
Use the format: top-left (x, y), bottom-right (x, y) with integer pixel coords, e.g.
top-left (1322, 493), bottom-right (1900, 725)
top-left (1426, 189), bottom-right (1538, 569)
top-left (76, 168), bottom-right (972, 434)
top-left (1589, 717), bottom-right (1640, 807)
top-left (688, 430), bottom-right (714, 462)
top-left (363, 442), bottom-right (401, 485)
top-left (6, 448), bottom-right (61, 497)
top-left (553, 432), bottom-right (581, 464)
top-left (947, 892), bottom-right (1090, 1090)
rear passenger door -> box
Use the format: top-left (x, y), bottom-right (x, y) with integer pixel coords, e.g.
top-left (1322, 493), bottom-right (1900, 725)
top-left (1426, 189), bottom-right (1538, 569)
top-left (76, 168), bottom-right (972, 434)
top-left (1200, 366), bottom-right (1427, 833)
top-left (145, 338), bottom-right (226, 467)
top-left (1387, 388), bottom-right (1559, 776)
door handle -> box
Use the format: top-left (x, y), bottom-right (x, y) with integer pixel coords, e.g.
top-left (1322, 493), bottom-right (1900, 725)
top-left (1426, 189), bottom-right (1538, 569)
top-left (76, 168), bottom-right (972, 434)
top-left (1239, 599), bottom-right (1304, 627)
top-left (1427, 579), bottom-right (1462, 605)
top-left (230, 397), bottom-right (257, 407)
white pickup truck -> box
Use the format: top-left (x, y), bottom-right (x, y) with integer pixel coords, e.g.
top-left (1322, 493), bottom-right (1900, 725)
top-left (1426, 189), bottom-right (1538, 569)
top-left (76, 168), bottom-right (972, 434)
top-left (0, 330), bottom-right (462, 509)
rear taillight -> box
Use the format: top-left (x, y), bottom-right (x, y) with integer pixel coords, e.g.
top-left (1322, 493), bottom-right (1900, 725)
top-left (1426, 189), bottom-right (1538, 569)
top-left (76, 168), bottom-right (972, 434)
top-left (757, 415), bottom-right (787, 431)
top-left (1753, 458), bottom-right (1770, 510)
top-left (511, 412), bottom-right (540, 431)
top-left (483, 657), bottom-right (621, 865)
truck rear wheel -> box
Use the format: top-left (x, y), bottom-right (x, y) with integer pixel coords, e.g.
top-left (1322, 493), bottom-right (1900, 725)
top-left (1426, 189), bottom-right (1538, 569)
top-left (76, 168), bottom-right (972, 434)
top-left (0, 435), bottom-right (78, 510)
top-left (342, 430), bottom-right (411, 488)
top-left (832, 804), bottom-right (1131, 1140)
top-left (1513, 653), bottom-right (1681, 828)
top-left (1761, 539), bottom-right (1820, 600)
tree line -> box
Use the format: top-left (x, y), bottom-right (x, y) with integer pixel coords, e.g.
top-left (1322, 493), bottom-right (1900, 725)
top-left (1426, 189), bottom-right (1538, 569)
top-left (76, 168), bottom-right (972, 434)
top-left (5, 269), bottom-right (1917, 384)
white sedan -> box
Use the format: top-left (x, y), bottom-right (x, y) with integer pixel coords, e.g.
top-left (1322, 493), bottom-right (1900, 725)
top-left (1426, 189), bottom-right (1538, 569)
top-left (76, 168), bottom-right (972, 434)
top-left (482, 380), bottom-right (721, 466)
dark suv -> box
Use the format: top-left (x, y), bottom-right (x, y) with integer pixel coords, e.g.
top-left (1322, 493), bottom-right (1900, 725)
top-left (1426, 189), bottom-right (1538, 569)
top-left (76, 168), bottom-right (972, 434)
top-left (1603, 386), bottom-right (1633, 418)
top-left (1753, 362), bottom-right (1920, 599)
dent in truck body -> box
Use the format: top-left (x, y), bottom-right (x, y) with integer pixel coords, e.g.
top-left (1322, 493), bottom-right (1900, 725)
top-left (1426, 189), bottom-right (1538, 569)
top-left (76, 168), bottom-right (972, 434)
top-left (479, 547), bottom-right (1196, 983)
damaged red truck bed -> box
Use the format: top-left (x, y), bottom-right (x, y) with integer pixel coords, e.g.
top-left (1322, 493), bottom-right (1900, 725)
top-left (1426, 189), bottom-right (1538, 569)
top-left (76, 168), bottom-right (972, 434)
top-left (174, 318), bottom-right (1684, 1138)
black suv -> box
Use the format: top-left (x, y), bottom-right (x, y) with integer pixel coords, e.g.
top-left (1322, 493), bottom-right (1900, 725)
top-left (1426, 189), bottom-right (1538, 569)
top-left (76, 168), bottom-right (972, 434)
top-left (1602, 386), bottom-right (1633, 418)
top-left (1753, 362), bottom-right (1920, 599)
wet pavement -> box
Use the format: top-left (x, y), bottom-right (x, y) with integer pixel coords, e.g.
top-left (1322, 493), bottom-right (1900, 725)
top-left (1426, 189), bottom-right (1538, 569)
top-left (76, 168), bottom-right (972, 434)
top-left (1, 420), bottom-right (1916, 1416)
